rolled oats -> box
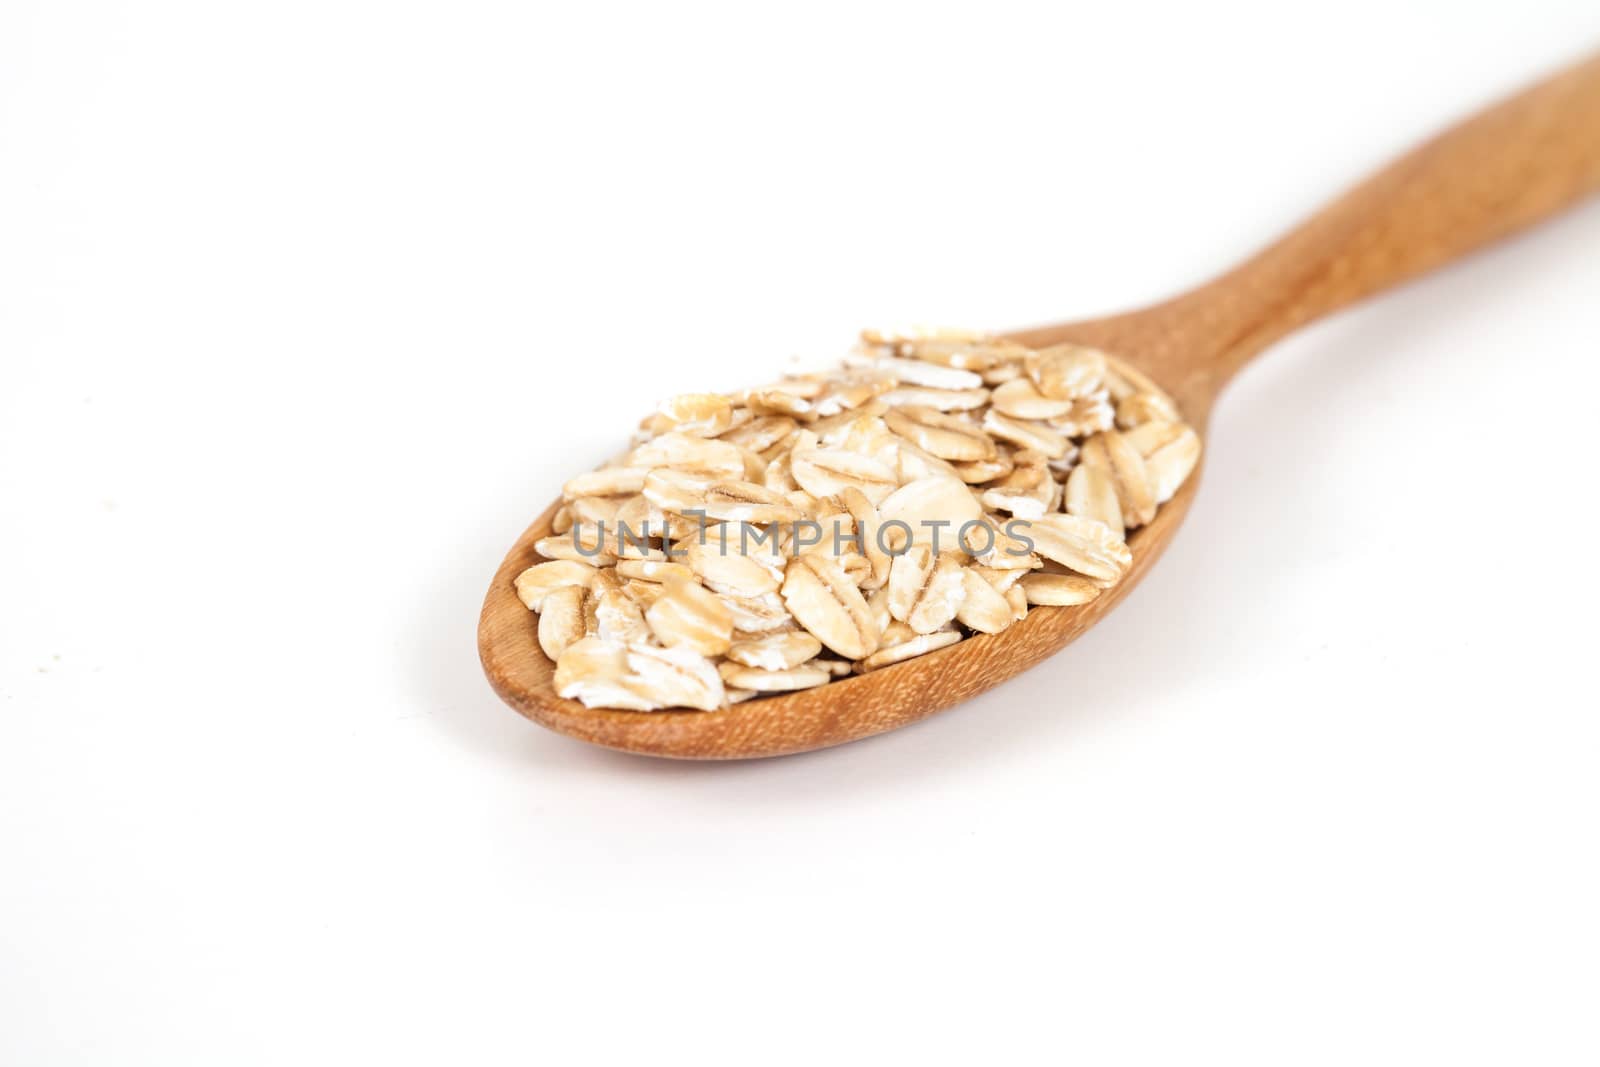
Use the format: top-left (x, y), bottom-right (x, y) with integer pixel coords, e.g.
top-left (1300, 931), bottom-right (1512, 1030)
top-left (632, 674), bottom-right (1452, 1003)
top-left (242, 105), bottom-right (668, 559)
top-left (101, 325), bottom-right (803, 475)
top-left (885, 406), bottom-right (997, 461)
top-left (839, 486), bottom-right (892, 590)
top-left (624, 642), bottom-right (725, 711)
top-left (1025, 343), bottom-right (1108, 401)
top-left (1116, 391), bottom-right (1180, 429)
top-left (568, 495), bottom-right (624, 529)
top-left (686, 533), bottom-right (782, 596)
top-left (532, 531), bottom-right (615, 565)
top-left (1020, 572), bottom-right (1103, 607)
top-left (863, 357), bottom-right (984, 391)
top-left (979, 449), bottom-right (1057, 519)
top-left (969, 515), bottom-right (1041, 570)
top-left (658, 393), bottom-right (734, 437)
top-left (780, 553), bottom-right (880, 660)
top-left (700, 481), bottom-right (803, 524)
top-left (956, 568), bottom-right (1012, 634)
top-left (553, 637), bottom-right (657, 711)
top-left (514, 560), bottom-right (597, 611)
top-left (1046, 392), bottom-right (1116, 438)
top-left (514, 330), bottom-right (1198, 709)
top-left (990, 377), bottom-right (1077, 420)
top-left (982, 409), bottom-right (1072, 460)
top-left (892, 442), bottom-right (963, 485)
top-left (716, 589), bottom-right (793, 633)
top-left (1124, 420), bottom-right (1202, 503)
top-left (879, 386), bottom-right (990, 411)
top-left (968, 564), bottom-right (1026, 593)
top-left (877, 476), bottom-right (985, 543)
top-left (721, 415), bottom-right (798, 453)
top-left (642, 468), bottom-right (712, 514)
top-left (562, 467), bottom-right (650, 500)
top-left (886, 548), bottom-right (965, 634)
top-left (628, 432), bottom-right (745, 479)
top-left (815, 657), bottom-right (855, 678)
top-left (615, 559), bottom-right (693, 584)
top-left (952, 452), bottom-right (1014, 484)
top-left (744, 389), bottom-right (813, 418)
top-left (537, 585), bottom-right (587, 662)
top-left (980, 361), bottom-right (1026, 386)
top-left (725, 631), bottom-right (824, 671)
top-left (1004, 583), bottom-right (1029, 622)
top-left (1027, 514), bottom-right (1133, 584)
top-left (790, 447), bottom-right (899, 505)
top-left (621, 578), bottom-right (665, 611)
top-left (644, 576), bottom-right (734, 657)
top-left (1064, 445), bottom-right (1125, 539)
top-left (858, 629), bottom-right (963, 672)
top-left (1093, 430), bottom-right (1157, 529)
top-left (717, 662), bottom-right (832, 693)
top-left (591, 570), bottom-right (651, 644)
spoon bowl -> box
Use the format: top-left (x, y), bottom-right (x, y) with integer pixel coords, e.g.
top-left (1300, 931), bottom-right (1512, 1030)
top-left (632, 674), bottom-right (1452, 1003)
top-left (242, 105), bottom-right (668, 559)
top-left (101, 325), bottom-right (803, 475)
top-left (478, 319), bottom-right (1207, 759)
top-left (480, 53), bottom-right (1600, 758)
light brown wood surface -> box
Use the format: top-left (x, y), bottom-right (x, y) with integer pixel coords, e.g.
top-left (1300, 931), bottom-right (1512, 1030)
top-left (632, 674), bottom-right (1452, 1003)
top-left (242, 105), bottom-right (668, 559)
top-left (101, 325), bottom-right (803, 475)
top-left (480, 51), bottom-right (1600, 759)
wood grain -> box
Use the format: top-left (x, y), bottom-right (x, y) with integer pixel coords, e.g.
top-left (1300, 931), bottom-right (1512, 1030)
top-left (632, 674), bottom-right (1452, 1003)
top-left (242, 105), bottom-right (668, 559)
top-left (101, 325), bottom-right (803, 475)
top-left (480, 51), bottom-right (1600, 759)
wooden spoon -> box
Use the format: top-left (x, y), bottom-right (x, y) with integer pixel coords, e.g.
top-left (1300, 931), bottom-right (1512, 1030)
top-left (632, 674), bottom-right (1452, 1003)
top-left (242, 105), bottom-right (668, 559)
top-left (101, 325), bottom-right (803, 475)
top-left (480, 53), bottom-right (1600, 759)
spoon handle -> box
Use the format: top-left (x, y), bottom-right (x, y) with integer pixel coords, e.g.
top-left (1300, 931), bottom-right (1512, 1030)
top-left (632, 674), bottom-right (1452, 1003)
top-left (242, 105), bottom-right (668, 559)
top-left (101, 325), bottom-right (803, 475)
top-left (1024, 50), bottom-right (1600, 408)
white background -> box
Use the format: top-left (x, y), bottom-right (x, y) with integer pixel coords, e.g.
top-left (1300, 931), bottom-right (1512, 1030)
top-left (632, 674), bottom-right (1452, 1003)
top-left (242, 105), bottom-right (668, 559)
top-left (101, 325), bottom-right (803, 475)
top-left (4, 2), bottom-right (1599, 1063)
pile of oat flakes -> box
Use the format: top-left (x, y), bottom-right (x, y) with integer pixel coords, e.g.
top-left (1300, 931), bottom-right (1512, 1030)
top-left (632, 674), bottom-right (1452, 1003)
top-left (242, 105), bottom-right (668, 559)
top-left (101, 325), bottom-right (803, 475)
top-left (514, 329), bottom-right (1200, 711)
